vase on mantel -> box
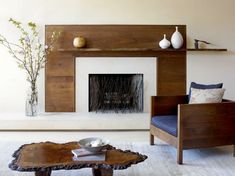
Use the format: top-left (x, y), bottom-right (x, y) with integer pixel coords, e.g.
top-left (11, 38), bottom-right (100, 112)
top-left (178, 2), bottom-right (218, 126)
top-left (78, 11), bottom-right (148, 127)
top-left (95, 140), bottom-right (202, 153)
top-left (25, 83), bottom-right (38, 117)
top-left (159, 34), bottom-right (171, 49)
top-left (171, 26), bottom-right (183, 49)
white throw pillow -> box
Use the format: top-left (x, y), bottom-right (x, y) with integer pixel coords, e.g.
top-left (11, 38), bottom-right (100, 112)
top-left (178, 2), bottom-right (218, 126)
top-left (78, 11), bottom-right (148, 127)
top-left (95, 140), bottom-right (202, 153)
top-left (189, 88), bottom-right (225, 104)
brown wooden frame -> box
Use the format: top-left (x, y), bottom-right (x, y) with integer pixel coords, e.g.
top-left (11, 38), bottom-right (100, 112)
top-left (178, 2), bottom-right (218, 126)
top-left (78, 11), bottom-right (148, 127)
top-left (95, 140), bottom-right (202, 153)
top-left (45, 25), bottom-right (186, 112)
top-left (150, 95), bottom-right (235, 164)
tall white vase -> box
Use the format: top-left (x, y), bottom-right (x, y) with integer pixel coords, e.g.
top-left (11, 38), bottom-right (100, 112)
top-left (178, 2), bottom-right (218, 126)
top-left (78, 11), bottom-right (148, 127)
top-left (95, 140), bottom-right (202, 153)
top-left (159, 34), bottom-right (171, 49)
top-left (171, 26), bottom-right (183, 49)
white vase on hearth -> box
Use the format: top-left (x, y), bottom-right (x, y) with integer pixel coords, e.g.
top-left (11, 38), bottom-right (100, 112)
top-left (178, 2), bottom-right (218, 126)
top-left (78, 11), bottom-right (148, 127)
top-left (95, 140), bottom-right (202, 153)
top-left (171, 26), bottom-right (183, 49)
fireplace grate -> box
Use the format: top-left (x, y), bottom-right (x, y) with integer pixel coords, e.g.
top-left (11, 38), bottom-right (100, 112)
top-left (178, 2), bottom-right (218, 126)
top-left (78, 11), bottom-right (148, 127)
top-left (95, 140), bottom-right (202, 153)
top-left (89, 74), bottom-right (143, 113)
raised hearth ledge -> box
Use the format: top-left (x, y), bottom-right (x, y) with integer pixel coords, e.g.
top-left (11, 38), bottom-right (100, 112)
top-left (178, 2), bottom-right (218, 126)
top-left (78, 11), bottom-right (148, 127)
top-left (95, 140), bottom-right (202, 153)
top-left (0, 113), bottom-right (149, 131)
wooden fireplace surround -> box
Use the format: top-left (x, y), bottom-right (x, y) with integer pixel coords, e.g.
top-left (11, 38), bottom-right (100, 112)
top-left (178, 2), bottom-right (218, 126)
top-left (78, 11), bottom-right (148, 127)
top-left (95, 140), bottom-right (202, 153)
top-left (45, 25), bottom-right (186, 112)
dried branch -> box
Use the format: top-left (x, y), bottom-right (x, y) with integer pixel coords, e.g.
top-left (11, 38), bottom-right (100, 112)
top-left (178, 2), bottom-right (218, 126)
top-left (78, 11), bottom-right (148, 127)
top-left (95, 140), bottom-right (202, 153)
top-left (0, 18), bottom-right (60, 85)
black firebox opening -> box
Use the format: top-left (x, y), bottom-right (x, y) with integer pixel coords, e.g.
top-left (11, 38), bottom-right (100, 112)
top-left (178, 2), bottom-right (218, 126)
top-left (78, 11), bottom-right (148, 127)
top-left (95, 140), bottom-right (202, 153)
top-left (89, 74), bottom-right (143, 113)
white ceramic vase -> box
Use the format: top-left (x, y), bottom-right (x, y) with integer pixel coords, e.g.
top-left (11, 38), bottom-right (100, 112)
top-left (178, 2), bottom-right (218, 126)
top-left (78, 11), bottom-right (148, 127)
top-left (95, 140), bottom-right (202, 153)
top-left (159, 34), bottom-right (171, 49)
top-left (171, 26), bottom-right (183, 49)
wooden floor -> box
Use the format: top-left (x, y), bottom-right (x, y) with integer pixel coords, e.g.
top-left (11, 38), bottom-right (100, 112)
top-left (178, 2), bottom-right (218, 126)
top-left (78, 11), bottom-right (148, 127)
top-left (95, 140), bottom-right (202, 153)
top-left (1, 131), bottom-right (235, 176)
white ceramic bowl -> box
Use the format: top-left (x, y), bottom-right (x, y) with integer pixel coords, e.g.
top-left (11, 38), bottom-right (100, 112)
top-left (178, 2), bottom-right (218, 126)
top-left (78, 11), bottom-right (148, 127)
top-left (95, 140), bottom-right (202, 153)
top-left (78, 137), bottom-right (109, 153)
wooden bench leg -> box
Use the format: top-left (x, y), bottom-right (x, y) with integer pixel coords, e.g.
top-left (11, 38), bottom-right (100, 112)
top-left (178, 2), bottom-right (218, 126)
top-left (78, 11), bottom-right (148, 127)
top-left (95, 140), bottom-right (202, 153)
top-left (35, 170), bottom-right (51, 176)
top-left (177, 147), bottom-right (183, 164)
top-left (92, 168), bottom-right (113, 176)
top-left (233, 145), bottom-right (235, 157)
top-left (150, 134), bottom-right (154, 145)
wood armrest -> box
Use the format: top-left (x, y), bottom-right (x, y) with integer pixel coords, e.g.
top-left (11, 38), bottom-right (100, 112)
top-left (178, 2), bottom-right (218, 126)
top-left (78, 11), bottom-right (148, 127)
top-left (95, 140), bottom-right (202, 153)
top-left (151, 95), bottom-right (188, 117)
top-left (178, 101), bottom-right (235, 142)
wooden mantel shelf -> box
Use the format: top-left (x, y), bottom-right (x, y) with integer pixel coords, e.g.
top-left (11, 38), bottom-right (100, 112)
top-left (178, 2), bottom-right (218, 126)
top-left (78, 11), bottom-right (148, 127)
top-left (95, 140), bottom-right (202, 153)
top-left (187, 48), bottom-right (227, 51)
top-left (58, 48), bottom-right (186, 52)
top-left (58, 48), bottom-right (227, 53)
top-left (57, 48), bottom-right (186, 57)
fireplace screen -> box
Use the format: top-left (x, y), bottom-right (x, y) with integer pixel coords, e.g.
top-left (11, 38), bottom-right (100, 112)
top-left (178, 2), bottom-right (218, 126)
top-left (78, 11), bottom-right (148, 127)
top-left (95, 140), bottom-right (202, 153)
top-left (89, 74), bottom-right (143, 113)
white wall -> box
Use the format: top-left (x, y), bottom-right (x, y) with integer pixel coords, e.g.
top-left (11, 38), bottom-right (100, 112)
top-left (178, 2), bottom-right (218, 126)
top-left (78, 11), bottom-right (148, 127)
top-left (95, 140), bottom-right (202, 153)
top-left (0, 0), bottom-right (235, 113)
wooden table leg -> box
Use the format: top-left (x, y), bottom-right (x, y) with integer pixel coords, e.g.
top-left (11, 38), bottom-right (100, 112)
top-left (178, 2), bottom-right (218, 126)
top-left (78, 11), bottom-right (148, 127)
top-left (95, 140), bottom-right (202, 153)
top-left (35, 170), bottom-right (52, 176)
top-left (92, 168), bottom-right (113, 176)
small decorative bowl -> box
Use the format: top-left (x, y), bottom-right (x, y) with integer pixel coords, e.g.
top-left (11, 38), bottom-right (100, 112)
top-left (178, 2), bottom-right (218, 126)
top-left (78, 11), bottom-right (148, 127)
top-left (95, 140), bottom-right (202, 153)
top-left (73, 36), bottom-right (86, 48)
top-left (78, 137), bottom-right (109, 153)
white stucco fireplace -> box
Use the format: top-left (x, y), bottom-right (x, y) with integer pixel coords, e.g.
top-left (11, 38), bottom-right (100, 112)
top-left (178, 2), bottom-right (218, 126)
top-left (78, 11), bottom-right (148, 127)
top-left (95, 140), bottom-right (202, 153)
top-left (76, 57), bottom-right (157, 113)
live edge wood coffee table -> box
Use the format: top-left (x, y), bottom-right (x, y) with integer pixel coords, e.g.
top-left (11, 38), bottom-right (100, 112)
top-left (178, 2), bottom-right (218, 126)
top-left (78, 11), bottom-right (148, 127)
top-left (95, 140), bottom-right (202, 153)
top-left (9, 142), bottom-right (147, 176)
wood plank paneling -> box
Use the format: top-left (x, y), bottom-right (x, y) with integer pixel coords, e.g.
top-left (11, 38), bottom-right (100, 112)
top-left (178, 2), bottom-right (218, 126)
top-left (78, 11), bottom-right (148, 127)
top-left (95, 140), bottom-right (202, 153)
top-left (46, 25), bottom-right (186, 50)
top-left (45, 25), bottom-right (186, 112)
top-left (45, 52), bottom-right (75, 112)
top-left (157, 55), bottom-right (187, 95)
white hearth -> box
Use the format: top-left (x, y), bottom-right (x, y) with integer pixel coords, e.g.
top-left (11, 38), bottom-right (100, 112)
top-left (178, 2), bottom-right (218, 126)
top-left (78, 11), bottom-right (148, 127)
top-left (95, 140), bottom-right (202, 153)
top-left (0, 57), bottom-right (156, 131)
top-left (0, 113), bottom-right (150, 130)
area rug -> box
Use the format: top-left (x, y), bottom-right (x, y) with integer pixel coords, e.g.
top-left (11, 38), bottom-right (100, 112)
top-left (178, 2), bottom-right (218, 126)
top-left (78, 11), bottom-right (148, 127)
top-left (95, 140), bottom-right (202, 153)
top-left (0, 141), bottom-right (235, 176)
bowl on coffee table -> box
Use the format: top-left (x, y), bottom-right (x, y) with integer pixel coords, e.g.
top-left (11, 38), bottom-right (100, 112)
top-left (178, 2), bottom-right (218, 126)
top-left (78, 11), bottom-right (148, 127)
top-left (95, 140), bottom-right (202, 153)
top-left (78, 137), bottom-right (109, 153)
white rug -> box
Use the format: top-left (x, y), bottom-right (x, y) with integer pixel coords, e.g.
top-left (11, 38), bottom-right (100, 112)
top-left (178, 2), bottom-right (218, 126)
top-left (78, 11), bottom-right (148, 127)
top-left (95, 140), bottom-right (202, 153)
top-left (0, 141), bottom-right (235, 176)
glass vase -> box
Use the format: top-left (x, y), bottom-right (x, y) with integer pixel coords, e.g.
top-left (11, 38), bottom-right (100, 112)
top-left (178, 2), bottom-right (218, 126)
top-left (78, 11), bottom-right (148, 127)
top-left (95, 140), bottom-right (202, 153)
top-left (25, 84), bottom-right (38, 116)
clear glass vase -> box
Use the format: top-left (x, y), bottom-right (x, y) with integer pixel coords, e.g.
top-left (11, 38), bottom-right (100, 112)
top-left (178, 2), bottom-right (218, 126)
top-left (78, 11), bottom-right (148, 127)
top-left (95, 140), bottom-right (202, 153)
top-left (25, 84), bottom-right (38, 116)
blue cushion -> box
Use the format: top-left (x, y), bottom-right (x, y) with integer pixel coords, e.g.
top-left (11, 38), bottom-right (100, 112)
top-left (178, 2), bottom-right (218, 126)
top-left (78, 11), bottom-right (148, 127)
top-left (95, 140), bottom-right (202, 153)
top-left (188, 82), bottom-right (223, 101)
top-left (151, 115), bottom-right (177, 137)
